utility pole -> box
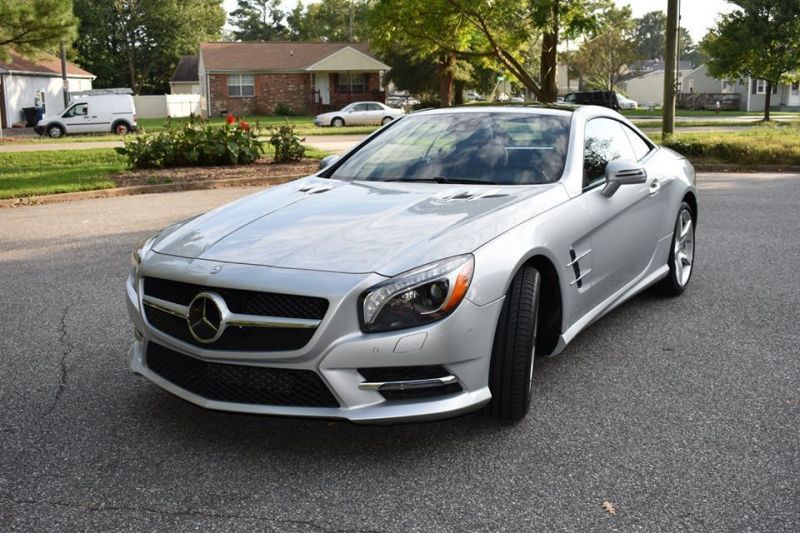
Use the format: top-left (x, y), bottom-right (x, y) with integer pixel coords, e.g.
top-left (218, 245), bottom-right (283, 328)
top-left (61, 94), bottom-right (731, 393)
top-left (60, 43), bottom-right (69, 108)
top-left (662, 0), bottom-right (679, 137)
top-left (349, 1), bottom-right (354, 42)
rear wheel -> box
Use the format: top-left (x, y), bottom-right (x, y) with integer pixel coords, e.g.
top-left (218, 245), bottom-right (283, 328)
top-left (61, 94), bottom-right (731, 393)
top-left (381, 116), bottom-right (393, 125)
top-left (47, 124), bottom-right (64, 138)
top-left (657, 201), bottom-right (695, 296)
top-left (486, 266), bottom-right (541, 421)
top-left (331, 117), bottom-right (345, 127)
top-left (113, 121), bottom-right (130, 135)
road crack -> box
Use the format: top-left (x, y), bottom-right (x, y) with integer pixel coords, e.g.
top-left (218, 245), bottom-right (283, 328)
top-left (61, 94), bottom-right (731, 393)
top-left (46, 302), bottom-right (77, 415)
top-left (1, 496), bottom-right (385, 533)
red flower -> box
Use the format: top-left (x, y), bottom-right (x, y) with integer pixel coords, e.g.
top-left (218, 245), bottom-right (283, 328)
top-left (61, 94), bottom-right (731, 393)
top-left (226, 113), bottom-right (235, 125)
top-left (239, 121), bottom-right (250, 131)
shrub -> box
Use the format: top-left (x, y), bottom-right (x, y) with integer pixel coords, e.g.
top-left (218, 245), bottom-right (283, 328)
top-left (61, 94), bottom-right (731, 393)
top-left (274, 103), bottom-right (295, 116)
top-left (269, 122), bottom-right (305, 163)
top-left (662, 124), bottom-right (800, 166)
top-left (116, 115), bottom-right (264, 169)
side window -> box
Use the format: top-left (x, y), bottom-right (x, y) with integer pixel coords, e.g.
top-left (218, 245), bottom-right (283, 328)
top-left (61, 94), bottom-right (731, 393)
top-left (63, 103), bottom-right (88, 118)
top-left (352, 103), bottom-right (367, 112)
top-left (368, 103), bottom-right (383, 111)
top-left (623, 126), bottom-right (652, 161)
top-left (583, 118), bottom-right (636, 189)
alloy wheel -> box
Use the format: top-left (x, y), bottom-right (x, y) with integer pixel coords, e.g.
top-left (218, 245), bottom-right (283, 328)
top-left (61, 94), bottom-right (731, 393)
top-left (674, 209), bottom-right (694, 287)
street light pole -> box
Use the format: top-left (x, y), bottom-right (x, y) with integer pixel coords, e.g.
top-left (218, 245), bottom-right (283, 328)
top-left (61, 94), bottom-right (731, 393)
top-left (60, 42), bottom-right (69, 109)
top-left (662, 0), bottom-right (679, 137)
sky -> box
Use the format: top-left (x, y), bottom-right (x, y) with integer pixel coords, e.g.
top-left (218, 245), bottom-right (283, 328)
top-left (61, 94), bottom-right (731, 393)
top-left (222, 0), bottom-right (736, 41)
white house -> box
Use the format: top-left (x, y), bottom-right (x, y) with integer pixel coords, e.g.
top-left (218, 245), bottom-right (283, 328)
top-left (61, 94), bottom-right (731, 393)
top-left (0, 50), bottom-right (94, 128)
top-left (618, 60), bottom-right (693, 107)
top-left (681, 63), bottom-right (800, 111)
top-left (169, 55), bottom-right (200, 95)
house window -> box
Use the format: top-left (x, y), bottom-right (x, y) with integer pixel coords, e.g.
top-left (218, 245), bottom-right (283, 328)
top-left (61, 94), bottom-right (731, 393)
top-left (755, 79), bottom-right (767, 94)
top-left (335, 73), bottom-right (367, 93)
top-left (792, 81), bottom-right (799, 93)
top-left (227, 74), bottom-right (254, 97)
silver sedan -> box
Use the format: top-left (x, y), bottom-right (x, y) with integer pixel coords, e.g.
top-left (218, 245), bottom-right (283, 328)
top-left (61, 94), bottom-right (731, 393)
top-left (314, 101), bottom-right (404, 127)
top-left (127, 106), bottom-right (697, 423)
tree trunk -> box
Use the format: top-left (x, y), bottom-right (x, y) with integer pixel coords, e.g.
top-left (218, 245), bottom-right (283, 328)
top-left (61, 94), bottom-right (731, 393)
top-left (454, 79), bottom-right (464, 105)
top-left (764, 80), bottom-right (772, 121)
top-left (438, 53), bottom-right (455, 107)
top-left (539, 1), bottom-right (559, 102)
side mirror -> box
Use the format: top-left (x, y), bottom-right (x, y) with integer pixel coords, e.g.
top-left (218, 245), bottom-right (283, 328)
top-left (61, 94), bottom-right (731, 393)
top-left (602, 159), bottom-right (647, 197)
top-left (318, 154), bottom-right (340, 171)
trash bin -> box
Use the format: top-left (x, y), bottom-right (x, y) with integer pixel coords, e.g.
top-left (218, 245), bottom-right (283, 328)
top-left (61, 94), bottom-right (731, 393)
top-left (35, 106), bottom-right (44, 124)
top-left (22, 107), bottom-right (37, 127)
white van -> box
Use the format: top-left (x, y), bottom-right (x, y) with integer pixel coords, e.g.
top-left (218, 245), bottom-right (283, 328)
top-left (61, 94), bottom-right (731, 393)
top-left (35, 94), bottom-right (138, 138)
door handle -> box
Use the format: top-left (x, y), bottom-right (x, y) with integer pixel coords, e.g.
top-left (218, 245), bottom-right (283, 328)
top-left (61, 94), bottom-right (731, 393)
top-left (649, 179), bottom-right (661, 196)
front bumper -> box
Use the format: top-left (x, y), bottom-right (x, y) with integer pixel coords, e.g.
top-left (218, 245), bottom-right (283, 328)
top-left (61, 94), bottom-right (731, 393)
top-left (126, 257), bottom-right (502, 423)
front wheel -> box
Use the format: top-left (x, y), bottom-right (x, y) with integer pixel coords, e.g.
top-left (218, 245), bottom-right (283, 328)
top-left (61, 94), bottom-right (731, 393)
top-left (331, 117), bottom-right (345, 127)
top-left (47, 125), bottom-right (64, 138)
top-left (657, 201), bottom-right (695, 296)
top-left (486, 266), bottom-right (541, 421)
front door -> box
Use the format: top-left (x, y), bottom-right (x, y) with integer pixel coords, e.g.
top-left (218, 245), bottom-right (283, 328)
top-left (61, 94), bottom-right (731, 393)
top-left (580, 117), bottom-right (663, 308)
top-left (315, 74), bottom-right (330, 105)
top-left (61, 103), bottom-right (92, 133)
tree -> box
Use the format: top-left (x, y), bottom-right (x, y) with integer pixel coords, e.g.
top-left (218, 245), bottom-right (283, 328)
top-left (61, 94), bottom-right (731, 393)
top-left (633, 10), bottom-right (701, 65)
top-left (0, 0), bottom-right (77, 59)
top-left (572, 6), bottom-right (636, 91)
top-left (369, 0), bottom-right (609, 103)
top-left (288, 0), bottom-right (370, 42)
top-left (73, 0), bottom-right (225, 94)
top-left (230, 0), bottom-right (288, 41)
top-left (702, 0), bottom-right (800, 120)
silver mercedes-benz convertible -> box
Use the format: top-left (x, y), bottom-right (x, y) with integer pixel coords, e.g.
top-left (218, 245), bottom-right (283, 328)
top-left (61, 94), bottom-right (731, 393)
top-left (126, 105), bottom-right (697, 423)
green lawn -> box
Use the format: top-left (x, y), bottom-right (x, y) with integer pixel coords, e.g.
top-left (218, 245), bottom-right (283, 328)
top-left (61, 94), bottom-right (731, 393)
top-left (0, 143), bottom-right (327, 199)
top-left (0, 149), bottom-right (125, 199)
top-left (653, 123), bottom-right (800, 166)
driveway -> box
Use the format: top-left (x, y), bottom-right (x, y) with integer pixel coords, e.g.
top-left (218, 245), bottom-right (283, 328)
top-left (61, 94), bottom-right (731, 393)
top-left (0, 174), bottom-right (798, 532)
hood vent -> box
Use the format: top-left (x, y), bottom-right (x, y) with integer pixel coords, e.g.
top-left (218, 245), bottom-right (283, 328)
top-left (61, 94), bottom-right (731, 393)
top-left (438, 188), bottom-right (507, 201)
top-left (297, 183), bottom-right (335, 195)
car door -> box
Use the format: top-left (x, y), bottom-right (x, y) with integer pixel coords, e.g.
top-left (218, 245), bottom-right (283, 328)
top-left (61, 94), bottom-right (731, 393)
top-left (580, 117), bottom-right (663, 308)
top-left (366, 103), bottom-right (386, 124)
top-left (347, 103), bottom-right (370, 125)
top-left (61, 103), bottom-right (91, 133)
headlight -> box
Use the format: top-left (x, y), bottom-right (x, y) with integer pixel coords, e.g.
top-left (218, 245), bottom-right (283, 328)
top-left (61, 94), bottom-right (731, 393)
top-left (360, 254), bottom-right (474, 332)
top-left (131, 236), bottom-right (155, 272)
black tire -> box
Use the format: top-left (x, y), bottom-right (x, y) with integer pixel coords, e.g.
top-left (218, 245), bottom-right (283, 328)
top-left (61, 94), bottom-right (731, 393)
top-left (381, 116), bottom-right (393, 125)
top-left (331, 117), bottom-right (345, 127)
top-left (656, 201), bottom-right (695, 296)
top-left (47, 124), bottom-right (65, 138)
top-left (112, 121), bottom-right (130, 135)
top-left (486, 266), bottom-right (541, 421)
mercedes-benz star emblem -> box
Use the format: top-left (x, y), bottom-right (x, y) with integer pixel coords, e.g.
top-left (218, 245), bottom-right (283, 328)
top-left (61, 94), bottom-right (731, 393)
top-left (187, 293), bottom-right (224, 343)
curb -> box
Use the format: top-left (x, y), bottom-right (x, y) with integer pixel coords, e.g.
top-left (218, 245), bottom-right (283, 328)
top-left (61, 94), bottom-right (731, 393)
top-left (0, 173), bottom-right (305, 208)
top-left (694, 164), bottom-right (800, 173)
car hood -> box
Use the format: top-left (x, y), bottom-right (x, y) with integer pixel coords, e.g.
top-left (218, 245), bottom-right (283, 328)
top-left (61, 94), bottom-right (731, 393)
top-left (152, 177), bottom-right (568, 276)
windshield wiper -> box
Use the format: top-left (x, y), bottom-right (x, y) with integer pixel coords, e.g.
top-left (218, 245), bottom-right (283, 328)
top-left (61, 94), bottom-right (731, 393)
top-left (384, 177), bottom-right (498, 185)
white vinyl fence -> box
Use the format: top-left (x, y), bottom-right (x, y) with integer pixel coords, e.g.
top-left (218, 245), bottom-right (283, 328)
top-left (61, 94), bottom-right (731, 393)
top-left (133, 94), bottom-right (203, 118)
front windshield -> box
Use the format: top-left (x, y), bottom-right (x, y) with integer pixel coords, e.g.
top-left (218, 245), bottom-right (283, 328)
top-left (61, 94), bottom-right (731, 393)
top-left (329, 112), bottom-right (571, 185)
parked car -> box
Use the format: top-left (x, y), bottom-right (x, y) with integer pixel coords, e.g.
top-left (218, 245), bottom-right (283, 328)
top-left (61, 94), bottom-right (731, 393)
top-left (617, 94), bottom-right (639, 110)
top-left (34, 94), bottom-right (138, 138)
top-left (562, 90), bottom-right (621, 111)
top-left (509, 95), bottom-right (525, 103)
top-left (314, 102), bottom-right (404, 127)
top-left (128, 105), bottom-right (697, 423)
top-left (466, 91), bottom-right (485, 101)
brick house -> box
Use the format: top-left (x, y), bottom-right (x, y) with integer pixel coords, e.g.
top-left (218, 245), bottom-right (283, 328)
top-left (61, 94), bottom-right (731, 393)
top-left (198, 42), bottom-right (390, 117)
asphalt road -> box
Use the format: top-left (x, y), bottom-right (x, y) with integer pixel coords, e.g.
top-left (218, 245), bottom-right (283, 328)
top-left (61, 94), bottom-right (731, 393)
top-left (1, 174), bottom-right (798, 532)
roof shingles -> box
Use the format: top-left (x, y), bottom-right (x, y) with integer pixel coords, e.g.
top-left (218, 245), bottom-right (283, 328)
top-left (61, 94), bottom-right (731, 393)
top-left (199, 42), bottom-right (376, 72)
top-left (0, 50), bottom-right (93, 77)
